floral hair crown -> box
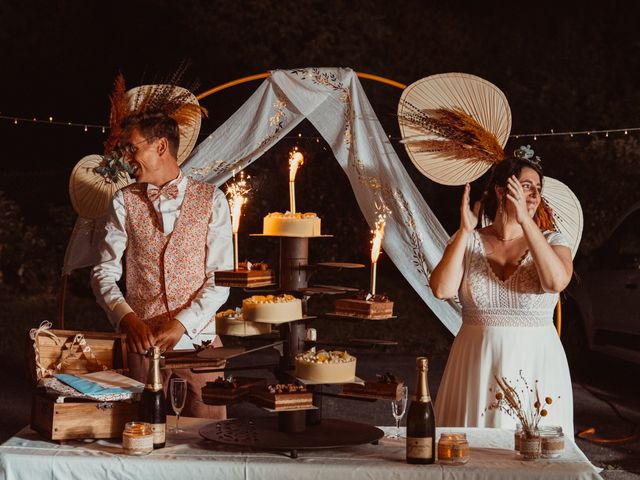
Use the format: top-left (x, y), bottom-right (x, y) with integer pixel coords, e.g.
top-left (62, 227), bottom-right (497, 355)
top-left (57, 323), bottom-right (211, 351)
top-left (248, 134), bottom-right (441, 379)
top-left (514, 145), bottom-right (542, 167)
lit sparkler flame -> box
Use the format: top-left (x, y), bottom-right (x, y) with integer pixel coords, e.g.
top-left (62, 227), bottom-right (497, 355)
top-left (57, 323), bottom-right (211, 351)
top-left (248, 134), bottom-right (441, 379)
top-left (369, 205), bottom-right (390, 295)
top-left (370, 216), bottom-right (386, 263)
top-left (289, 148), bottom-right (304, 181)
top-left (225, 172), bottom-right (250, 234)
top-left (288, 147), bottom-right (304, 213)
top-left (225, 172), bottom-right (251, 271)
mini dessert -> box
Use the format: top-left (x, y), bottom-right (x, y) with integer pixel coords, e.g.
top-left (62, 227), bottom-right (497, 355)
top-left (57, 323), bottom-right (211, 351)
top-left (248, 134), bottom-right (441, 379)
top-left (242, 294), bottom-right (303, 324)
top-left (294, 349), bottom-right (356, 383)
top-left (335, 292), bottom-right (394, 319)
top-left (250, 383), bottom-right (313, 410)
top-left (342, 372), bottom-right (405, 400)
top-left (263, 212), bottom-right (321, 237)
top-left (201, 376), bottom-right (267, 405)
top-left (214, 261), bottom-right (274, 288)
top-left (215, 308), bottom-right (272, 337)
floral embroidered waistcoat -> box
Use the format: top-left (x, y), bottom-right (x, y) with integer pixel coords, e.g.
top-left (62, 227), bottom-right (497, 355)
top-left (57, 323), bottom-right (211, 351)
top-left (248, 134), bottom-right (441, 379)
top-left (122, 179), bottom-right (215, 331)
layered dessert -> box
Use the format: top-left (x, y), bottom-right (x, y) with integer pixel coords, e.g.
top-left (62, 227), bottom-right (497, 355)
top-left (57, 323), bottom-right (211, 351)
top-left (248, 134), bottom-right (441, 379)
top-left (294, 349), bottom-right (357, 383)
top-left (342, 372), bottom-right (405, 400)
top-left (250, 383), bottom-right (313, 410)
top-left (242, 294), bottom-right (302, 324)
top-left (215, 308), bottom-right (272, 337)
top-left (215, 261), bottom-right (274, 288)
top-left (263, 212), bottom-right (321, 237)
top-left (335, 292), bottom-right (394, 319)
top-left (201, 376), bottom-right (267, 405)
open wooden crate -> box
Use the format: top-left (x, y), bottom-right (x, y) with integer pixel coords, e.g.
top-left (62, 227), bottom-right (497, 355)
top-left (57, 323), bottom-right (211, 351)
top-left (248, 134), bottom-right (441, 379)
top-left (28, 328), bottom-right (139, 441)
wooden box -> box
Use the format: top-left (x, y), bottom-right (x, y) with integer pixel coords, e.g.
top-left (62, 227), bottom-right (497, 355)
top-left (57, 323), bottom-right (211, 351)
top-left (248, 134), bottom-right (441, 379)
top-left (28, 328), bottom-right (139, 441)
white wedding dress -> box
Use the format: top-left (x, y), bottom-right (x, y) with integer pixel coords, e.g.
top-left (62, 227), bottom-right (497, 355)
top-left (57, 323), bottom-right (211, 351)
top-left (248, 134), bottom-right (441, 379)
top-left (434, 230), bottom-right (574, 437)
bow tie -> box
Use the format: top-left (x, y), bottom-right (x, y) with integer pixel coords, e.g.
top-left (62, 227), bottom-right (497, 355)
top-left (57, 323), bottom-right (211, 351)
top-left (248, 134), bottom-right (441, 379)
top-left (147, 183), bottom-right (179, 202)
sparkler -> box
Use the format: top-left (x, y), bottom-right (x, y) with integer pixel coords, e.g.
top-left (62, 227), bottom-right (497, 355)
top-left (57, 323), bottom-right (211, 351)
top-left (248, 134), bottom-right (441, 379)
top-left (370, 214), bottom-right (386, 295)
top-left (225, 172), bottom-right (250, 270)
top-left (288, 147), bottom-right (304, 214)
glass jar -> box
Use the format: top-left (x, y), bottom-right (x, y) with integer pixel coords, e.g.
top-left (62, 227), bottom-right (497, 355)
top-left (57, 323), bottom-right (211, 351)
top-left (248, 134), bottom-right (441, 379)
top-left (540, 426), bottom-right (564, 458)
top-left (519, 428), bottom-right (541, 461)
top-left (514, 423), bottom-right (523, 454)
top-left (437, 432), bottom-right (470, 465)
top-left (122, 422), bottom-right (154, 456)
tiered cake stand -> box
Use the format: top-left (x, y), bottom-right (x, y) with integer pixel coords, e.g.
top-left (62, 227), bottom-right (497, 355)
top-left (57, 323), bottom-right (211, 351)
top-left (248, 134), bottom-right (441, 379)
top-left (199, 234), bottom-right (390, 457)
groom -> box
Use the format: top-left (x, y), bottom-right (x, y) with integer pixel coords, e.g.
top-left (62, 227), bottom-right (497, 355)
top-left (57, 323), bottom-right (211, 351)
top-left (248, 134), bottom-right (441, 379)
top-left (92, 109), bottom-right (233, 418)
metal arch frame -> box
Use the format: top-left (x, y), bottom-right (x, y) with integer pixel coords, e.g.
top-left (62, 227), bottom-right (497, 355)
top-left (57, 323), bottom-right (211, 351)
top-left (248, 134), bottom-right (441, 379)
top-left (195, 72), bottom-right (406, 100)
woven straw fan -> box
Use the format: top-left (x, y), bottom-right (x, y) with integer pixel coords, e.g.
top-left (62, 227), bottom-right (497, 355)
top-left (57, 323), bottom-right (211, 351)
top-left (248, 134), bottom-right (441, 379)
top-left (541, 177), bottom-right (583, 258)
top-left (398, 73), bottom-right (512, 186)
top-left (69, 154), bottom-right (132, 219)
top-left (126, 85), bottom-right (202, 166)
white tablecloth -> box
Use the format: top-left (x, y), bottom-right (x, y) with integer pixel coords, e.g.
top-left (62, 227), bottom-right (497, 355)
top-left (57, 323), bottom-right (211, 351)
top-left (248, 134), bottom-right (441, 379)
top-left (0, 417), bottom-right (601, 480)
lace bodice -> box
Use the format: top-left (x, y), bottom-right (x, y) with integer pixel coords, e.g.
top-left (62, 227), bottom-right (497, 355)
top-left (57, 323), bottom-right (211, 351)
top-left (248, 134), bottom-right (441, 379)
top-left (459, 230), bottom-right (570, 327)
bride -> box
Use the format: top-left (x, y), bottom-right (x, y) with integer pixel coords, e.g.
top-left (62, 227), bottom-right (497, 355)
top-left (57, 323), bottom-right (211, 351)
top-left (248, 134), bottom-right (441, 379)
top-left (430, 150), bottom-right (575, 437)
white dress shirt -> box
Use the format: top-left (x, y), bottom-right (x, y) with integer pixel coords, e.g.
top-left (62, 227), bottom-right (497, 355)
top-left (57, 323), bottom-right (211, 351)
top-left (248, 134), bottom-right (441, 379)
top-left (91, 174), bottom-right (233, 349)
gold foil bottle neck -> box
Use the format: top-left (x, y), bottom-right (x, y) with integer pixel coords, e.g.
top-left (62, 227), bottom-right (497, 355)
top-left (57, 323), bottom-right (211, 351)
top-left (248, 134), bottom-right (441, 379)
top-left (416, 356), bottom-right (428, 370)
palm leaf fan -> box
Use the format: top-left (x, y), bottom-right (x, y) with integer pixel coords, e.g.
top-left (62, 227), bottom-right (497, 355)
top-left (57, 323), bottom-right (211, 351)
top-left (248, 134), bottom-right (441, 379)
top-left (398, 73), bottom-right (511, 186)
top-left (69, 154), bottom-right (132, 219)
top-left (126, 84), bottom-right (204, 165)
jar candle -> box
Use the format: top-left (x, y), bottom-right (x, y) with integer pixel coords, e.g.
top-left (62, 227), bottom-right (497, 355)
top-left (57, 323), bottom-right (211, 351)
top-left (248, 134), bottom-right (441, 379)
top-left (437, 433), bottom-right (469, 465)
top-left (122, 422), bottom-right (154, 456)
top-left (540, 426), bottom-right (564, 458)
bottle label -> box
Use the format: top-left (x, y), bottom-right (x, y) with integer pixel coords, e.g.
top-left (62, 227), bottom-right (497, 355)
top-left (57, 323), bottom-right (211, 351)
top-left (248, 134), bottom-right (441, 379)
top-left (406, 436), bottom-right (433, 459)
top-left (151, 423), bottom-right (166, 445)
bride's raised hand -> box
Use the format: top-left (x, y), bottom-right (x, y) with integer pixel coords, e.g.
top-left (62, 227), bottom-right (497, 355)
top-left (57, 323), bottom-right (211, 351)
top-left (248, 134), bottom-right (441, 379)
top-left (460, 183), bottom-right (481, 233)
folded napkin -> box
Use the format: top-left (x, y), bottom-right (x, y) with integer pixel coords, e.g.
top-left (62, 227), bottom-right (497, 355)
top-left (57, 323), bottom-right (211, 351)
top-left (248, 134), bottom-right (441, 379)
top-left (54, 372), bottom-right (144, 397)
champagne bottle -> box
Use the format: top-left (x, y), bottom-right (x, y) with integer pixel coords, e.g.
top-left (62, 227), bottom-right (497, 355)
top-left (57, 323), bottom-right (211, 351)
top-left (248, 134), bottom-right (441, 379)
top-left (139, 346), bottom-right (166, 449)
top-left (406, 356), bottom-right (436, 464)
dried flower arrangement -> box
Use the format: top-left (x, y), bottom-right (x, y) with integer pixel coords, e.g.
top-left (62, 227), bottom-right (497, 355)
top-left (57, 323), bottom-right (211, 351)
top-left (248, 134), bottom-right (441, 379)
top-left (488, 370), bottom-right (558, 437)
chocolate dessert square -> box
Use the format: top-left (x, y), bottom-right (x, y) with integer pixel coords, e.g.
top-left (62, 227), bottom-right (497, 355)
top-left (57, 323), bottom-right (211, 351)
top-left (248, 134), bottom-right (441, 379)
top-left (335, 298), bottom-right (394, 319)
top-left (201, 377), bottom-right (267, 405)
top-left (250, 384), bottom-right (313, 410)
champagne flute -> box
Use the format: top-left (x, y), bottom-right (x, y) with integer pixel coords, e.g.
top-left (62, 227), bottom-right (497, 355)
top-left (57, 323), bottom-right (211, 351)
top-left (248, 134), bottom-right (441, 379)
top-left (169, 377), bottom-right (187, 433)
top-left (389, 385), bottom-right (408, 439)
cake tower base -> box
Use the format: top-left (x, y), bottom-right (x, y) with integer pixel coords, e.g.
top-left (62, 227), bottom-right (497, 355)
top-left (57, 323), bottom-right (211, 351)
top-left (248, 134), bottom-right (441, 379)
top-left (199, 417), bottom-right (383, 459)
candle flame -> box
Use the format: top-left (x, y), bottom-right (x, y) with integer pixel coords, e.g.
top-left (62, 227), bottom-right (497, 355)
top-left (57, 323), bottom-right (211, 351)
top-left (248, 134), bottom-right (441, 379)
top-left (289, 148), bottom-right (304, 181)
top-left (370, 217), bottom-right (385, 263)
top-left (225, 172), bottom-right (250, 234)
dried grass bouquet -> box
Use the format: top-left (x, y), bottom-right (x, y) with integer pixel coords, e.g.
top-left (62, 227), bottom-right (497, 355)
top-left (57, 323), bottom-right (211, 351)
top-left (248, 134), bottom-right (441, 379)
top-left (488, 370), bottom-right (558, 437)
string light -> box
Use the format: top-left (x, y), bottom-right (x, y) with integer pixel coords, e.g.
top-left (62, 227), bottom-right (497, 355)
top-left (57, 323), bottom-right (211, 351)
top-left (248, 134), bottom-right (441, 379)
top-left (2, 113), bottom-right (640, 141)
top-left (0, 114), bottom-right (105, 132)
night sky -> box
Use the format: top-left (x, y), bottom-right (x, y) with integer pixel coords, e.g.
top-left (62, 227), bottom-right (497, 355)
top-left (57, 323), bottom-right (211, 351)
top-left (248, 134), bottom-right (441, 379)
top-left (1, 0), bottom-right (639, 246)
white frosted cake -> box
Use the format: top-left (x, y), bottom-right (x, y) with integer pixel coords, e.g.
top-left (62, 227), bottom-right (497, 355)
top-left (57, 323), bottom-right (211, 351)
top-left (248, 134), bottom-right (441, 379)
top-left (294, 349), bottom-right (357, 383)
top-left (242, 294), bottom-right (303, 323)
top-left (215, 309), bottom-right (272, 336)
top-left (263, 212), bottom-right (321, 237)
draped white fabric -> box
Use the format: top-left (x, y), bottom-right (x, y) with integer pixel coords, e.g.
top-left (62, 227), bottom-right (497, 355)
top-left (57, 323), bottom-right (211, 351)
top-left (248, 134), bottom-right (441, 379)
top-left (64, 67), bottom-right (462, 334)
